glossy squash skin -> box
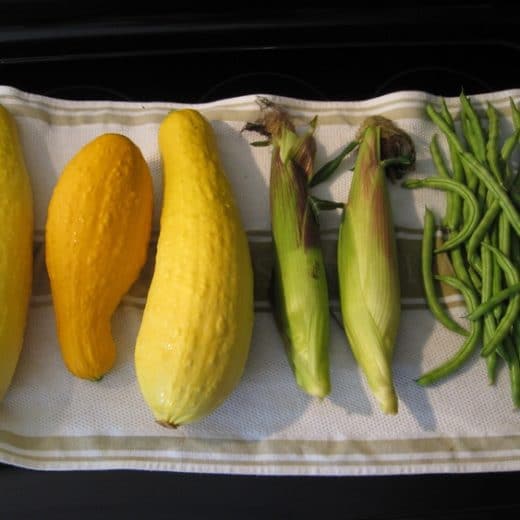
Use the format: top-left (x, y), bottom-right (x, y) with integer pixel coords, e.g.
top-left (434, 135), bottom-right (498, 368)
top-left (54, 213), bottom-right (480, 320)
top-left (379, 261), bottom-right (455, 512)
top-left (135, 109), bottom-right (254, 427)
top-left (0, 105), bottom-right (34, 400)
top-left (46, 134), bottom-right (153, 380)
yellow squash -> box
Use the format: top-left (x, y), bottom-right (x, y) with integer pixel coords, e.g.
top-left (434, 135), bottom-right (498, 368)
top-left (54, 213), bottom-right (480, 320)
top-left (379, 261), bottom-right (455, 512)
top-left (135, 109), bottom-right (254, 427)
top-left (0, 105), bottom-right (34, 401)
top-left (46, 134), bottom-right (153, 380)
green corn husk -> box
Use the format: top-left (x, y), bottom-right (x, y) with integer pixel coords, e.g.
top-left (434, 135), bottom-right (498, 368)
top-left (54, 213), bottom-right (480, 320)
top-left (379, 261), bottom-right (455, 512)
top-left (338, 117), bottom-right (415, 414)
top-left (254, 104), bottom-right (330, 398)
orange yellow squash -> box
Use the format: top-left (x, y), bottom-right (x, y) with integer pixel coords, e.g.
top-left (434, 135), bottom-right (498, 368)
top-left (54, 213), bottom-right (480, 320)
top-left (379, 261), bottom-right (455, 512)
top-left (46, 134), bottom-right (153, 380)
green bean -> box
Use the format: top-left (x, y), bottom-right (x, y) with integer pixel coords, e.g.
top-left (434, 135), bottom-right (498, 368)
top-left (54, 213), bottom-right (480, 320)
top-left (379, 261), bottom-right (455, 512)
top-left (459, 152), bottom-right (520, 236)
top-left (489, 229), bottom-right (503, 365)
top-left (466, 200), bottom-right (501, 267)
top-left (469, 253), bottom-right (483, 277)
top-left (491, 226), bottom-right (503, 323)
top-left (402, 177), bottom-right (480, 253)
top-left (510, 97), bottom-right (520, 130)
top-left (500, 128), bottom-right (520, 165)
top-left (480, 240), bottom-right (494, 316)
top-left (430, 134), bottom-right (456, 229)
top-left (460, 92), bottom-right (487, 164)
top-left (460, 108), bottom-right (479, 157)
top-left (461, 160), bottom-right (480, 194)
top-left (510, 201), bottom-right (520, 355)
top-left (439, 98), bottom-right (455, 128)
top-left (486, 336), bottom-right (500, 385)
top-left (508, 346), bottom-right (520, 408)
top-left (467, 283), bottom-right (520, 321)
top-left (416, 275), bottom-right (481, 386)
top-left (430, 134), bottom-right (451, 179)
top-left (485, 183), bottom-right (496, 208)
top-left (480, 239), bottom-right (499, 384)
top-left (420, 208), bottom-right (469, 336)
top-left (426, 104), bottom-right (464, 153)
top-left (486, 102), bottom-right (503, 182)
top-left (494, 212), bottom-right (512, 317)
top-left (461, 114), bottom-right (479, 157)
top-left (480, 244), bottom-right (520, 357)
top-left (492, 231), bottom-right (515, 278)
top-left (426, 104), bottom-right (479, 192)
top-left (468, 265), bottom-right (483, 291)
top-left (498, 211), bottom-right (511, 256)
top-left (449, 245), bottom-right (474, 291)
top-left (448, 146), bottom-right (464, 230)
top-left (486, 353), bottom-right (499, 385)
top-left (430, 135), bottom-right (451, 180)
top-left (438, 100), bottom-right (465, 230)
top-left (477, 181), bottom-right (488, 209)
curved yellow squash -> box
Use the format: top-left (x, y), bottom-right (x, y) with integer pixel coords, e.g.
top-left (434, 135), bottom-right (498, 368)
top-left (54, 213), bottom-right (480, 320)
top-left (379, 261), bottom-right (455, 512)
top-left (0, 105), bottom-right (34, 401)
top-left (46, 134), bottom-right (153, 380)
top-left (135, 109), bottom-right (254, 427)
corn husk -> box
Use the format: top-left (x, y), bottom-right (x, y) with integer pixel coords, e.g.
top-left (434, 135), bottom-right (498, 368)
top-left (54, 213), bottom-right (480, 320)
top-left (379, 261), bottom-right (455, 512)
top-left (338, 118), bottom-right (414, 414)
top-left (251, 104), bottom-right (330, 398)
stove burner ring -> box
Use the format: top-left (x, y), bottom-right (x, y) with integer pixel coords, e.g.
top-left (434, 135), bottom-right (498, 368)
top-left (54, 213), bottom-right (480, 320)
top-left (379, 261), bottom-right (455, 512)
top-left (373, 65), bottom-right (493, 97)
top-left (198, 71), bottom-right (329, 103)
top-left (43, 85), bottom-right (132, 101)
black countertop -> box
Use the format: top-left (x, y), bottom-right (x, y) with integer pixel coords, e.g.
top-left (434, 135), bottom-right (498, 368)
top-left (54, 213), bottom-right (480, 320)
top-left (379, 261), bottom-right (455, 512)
top-left (2, 466), bottom-right (520, 519)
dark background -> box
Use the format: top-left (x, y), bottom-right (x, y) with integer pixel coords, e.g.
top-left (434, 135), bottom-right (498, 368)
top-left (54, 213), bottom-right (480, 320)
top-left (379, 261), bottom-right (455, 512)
top-left (1, 3), bottom-right (520, 518)
top-left (2, 2), bottom-right (520, 103)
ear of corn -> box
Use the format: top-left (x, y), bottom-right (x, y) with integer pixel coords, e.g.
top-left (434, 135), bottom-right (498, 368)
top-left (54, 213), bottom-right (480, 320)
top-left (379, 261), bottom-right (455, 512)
top-left (260, 105), bottom-right (331, 398)
top-left (337, 119), bottom-right (414, 414)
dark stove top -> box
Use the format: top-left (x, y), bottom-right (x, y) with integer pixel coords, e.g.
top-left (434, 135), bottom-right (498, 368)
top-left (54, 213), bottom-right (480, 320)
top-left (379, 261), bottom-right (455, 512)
top-left (1, 5), bottom-right (520, 520)
top-left (1, 5), bottom-right (519, 104)
top-left (1, 38), bottom-right (507, 103)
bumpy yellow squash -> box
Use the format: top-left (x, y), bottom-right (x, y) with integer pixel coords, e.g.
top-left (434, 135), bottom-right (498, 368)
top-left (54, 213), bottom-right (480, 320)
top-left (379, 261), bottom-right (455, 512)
top-left (135, 109), bottom-right (254, 427)
top-left (46, 134), bottom-right (153, 380)
top-left (0, 105), bottom-right (34, 401)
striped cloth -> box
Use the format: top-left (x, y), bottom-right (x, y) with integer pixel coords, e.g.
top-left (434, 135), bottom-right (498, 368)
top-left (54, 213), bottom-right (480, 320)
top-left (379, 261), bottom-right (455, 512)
top-left (0, 85), bottom-right (519, 475)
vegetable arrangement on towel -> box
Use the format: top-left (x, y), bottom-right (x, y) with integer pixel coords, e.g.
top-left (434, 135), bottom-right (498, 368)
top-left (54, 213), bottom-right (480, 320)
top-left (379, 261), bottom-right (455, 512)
top-left (1, 90), bottom-right (519, 429)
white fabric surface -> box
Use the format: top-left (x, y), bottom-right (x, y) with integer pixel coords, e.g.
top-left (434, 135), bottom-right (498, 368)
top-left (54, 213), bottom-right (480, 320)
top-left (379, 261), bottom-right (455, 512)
top-left (0, 85), bottom-right (519, 475)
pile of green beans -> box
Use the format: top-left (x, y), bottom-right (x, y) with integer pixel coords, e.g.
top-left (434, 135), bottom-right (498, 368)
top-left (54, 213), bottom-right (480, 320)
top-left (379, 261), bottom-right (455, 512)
top-left (402, 93), bottom-right (520, 407)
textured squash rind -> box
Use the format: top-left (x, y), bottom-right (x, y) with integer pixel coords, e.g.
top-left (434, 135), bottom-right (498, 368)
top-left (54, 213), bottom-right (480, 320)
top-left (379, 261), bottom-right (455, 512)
top-left (46, 133), bottom-right (153, 380)
top-left (0, 105), bottom-right (34, 401)
top-left (135, 109), bottom-right (254, 426)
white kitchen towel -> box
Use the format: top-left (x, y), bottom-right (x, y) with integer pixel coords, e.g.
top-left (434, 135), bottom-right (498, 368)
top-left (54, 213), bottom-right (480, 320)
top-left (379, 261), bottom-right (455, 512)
top-left (0, 85), bottom-right (519, 475)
